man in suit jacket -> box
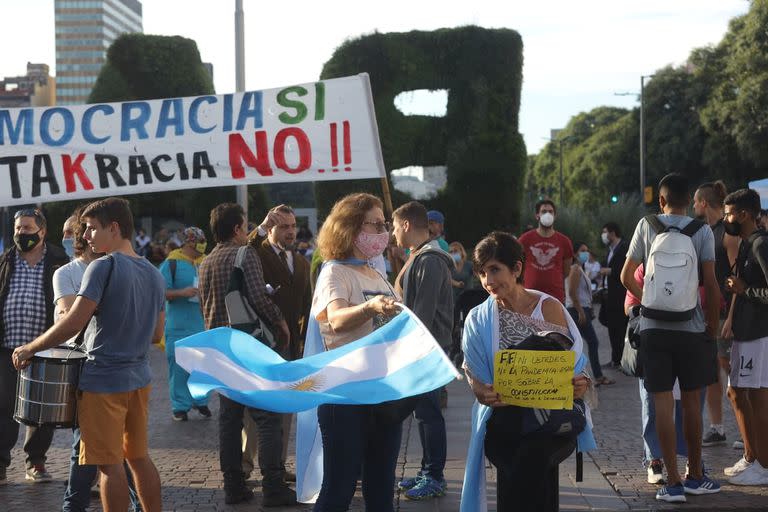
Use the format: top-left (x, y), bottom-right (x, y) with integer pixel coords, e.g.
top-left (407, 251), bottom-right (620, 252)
top-left (243, 204), bottom-right (312, 482)
top-left (600, 221), bottom-right (629, 367)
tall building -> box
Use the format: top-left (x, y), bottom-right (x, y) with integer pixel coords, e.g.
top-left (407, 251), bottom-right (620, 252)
top-left (0, 63), bottom-right (56, 108)
top-left (55, 0), bottom-right (143, 105)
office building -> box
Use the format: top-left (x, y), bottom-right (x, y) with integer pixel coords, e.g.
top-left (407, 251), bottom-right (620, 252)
top-left (55, 0), bottom-right (143, 105)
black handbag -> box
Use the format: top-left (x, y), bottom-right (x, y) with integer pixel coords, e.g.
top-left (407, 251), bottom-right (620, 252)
top-left (621, 306), bottom-right (643, 378)
top-left (596, 288), bottom-right (609, 327)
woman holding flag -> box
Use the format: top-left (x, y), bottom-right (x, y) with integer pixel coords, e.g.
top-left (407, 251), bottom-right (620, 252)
top-left (460, 231), bottom-right (597, 512)
top-left (308, 192), bottom-right (402, 511)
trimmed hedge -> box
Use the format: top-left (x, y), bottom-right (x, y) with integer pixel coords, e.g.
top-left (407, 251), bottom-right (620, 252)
top-left (316, 26), bottom-right (526, 246)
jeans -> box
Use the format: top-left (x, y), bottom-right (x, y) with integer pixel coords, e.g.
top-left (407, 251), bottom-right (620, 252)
top-left (413, 388), bottom-right (446, 481)
top-left (165, 333), bottom-right (207, 413)
top-left (313, 404), bottom-right (402, 512)
top-left (567, 307), bottom-right (603, 379)
top-left (61, 428), bottom-right (141, 512)
top-left (0, 348), bottom-right (53, 469)
top-left (218, 395), bottom-right (285, 490)
top-left (638, 379), bottom-right (705, 465)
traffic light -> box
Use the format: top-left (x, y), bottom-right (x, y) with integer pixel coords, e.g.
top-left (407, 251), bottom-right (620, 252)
top-left (610, 195), bottom-right (619, 204)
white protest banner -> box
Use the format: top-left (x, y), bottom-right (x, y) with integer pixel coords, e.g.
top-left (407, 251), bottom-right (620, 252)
top-left (0, 74), bottom-right (386, 206)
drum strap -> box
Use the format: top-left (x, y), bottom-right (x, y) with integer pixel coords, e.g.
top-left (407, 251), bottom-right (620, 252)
top-left (72, 255), bottom-right (115, 350)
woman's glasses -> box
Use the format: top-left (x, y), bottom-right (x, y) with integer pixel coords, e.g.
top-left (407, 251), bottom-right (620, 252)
top-left (362, 221), bottom-right (392, 233)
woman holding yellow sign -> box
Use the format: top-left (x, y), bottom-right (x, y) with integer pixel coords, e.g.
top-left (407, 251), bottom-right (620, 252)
top-left (459, 231), bottom-right (597, 512)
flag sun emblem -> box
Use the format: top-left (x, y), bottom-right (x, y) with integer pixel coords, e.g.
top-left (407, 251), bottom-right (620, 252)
top-left (290, 376), bottom-right (323, 392)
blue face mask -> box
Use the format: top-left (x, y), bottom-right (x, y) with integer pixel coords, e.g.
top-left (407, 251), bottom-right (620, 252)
top-left (578, 251), bottom-right (589, 264)
top-left (62, 238), bottom-right (75, 259)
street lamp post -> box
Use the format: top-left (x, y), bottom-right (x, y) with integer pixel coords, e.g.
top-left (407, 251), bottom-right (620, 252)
top-left (234, 0), bottom-right (248, 217)
top-left (639, 74), bottom-right (654, 201)
top-left (556, 135), bottom-right (574, 207)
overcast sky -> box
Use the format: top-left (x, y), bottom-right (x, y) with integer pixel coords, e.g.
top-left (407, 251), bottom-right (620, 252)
top-left (0, 0), bottom-right (749, 155)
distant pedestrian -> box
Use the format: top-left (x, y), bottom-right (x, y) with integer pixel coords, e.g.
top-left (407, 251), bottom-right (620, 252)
top-left (567, 241), bottom-right (613, 386)
top-left (427, 210), bottom-right (451, 252)
top-left (518, 199), bottom-right (574, 303)
top-left (693, 181), bottom-right (739, 448)
top-left (159, 227), bottom-right (210, 422)
top-left (598, 221), bottom-right (629, 369)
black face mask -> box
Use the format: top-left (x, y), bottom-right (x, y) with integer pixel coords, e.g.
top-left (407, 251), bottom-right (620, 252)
top-left (723, 220), bottom-right (741, 237)
top-left (14, 231), bottom-right (42, 252)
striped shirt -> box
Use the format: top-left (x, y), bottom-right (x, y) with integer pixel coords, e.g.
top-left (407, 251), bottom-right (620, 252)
top-left (2, 247), bottom-right (47, 348)
top-left (198, 242), bottom-right (283, 330)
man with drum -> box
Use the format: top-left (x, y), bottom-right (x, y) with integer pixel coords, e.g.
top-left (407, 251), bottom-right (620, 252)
top-left (0, 208), bottom-right (69, 484)
top-left (12, 197), bottom-right (165, 512)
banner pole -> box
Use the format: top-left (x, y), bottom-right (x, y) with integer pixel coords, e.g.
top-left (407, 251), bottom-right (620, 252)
top-left (359, 73), bottom-right (392, 216)
top-left (234, 0), bottom-right (249, 218)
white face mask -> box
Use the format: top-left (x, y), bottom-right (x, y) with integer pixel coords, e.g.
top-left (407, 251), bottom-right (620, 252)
top-left (539, 212), bottom-right (555, 228)
top-left (601, 232), bottom-right (610, 245)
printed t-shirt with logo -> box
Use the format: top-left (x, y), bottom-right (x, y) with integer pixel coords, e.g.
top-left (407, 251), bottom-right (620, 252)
top-left (518, 230), bottom-right (574, 303)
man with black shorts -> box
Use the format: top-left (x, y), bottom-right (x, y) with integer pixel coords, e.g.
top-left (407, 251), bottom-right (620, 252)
top-left (621, 173), bottom-right (721, 503)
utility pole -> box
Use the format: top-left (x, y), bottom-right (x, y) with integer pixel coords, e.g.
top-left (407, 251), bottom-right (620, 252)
top-left (640, 74), bottom-right (654, 202)
top-left (235, 0), bottom-right (248, 218)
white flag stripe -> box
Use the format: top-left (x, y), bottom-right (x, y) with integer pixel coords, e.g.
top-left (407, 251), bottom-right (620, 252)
top-left (176, 324), bottom-right (438, 393)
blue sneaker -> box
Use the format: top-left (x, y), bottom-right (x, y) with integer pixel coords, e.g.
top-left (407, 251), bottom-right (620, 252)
top-left (404, 476), bottom-right (446, 500)
top-left (656, 483), bottom-right (686, 503)
top-left (397, 475), bottom-right (422, 490)
top-left (684, 474), bottom-right (721, 495)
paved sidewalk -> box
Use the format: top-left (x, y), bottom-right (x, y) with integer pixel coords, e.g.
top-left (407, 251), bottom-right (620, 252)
top-left (2, 316), bottom-right (768, 510)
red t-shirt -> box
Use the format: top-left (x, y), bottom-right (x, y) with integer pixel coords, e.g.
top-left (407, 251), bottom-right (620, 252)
top-left (518, 229), bottom-right (574, 302)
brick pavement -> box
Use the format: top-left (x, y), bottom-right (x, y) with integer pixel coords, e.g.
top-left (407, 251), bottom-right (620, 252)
top-left (2, 314), bottom-right (767, 510)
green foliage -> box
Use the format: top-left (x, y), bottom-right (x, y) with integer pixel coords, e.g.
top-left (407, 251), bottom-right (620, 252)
top-left (88, 34), bottom-right (214, 102)
top-left (530, 0), bottom-right (768, 214)
top-left (316, 26), bottom-right (526, 246)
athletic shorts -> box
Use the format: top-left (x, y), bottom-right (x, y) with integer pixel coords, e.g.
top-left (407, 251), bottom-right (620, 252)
top-left (77, 385), bottom-right (151, 465)
top-left (730, 337), bottom-right (768, 389)
top-left (640, 329), bottom-right (717, 393)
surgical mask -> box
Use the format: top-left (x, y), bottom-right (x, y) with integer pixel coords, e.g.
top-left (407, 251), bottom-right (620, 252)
top-left (601, 232), bottom-right (610, 245)
top-left (723, 220), bottom-right (741, 237)
top-left (354, 231), bottom-right (390, 259)
top-left (62, 238), bottom-right (75, 259)
top-left (14, 231), bottom-right (41, 252)
top-left (195, 241), bottom-right (207, 254)
top-left (539, 212), bottom-right (554, 227)
top-left (451, 252), bottom-right (462, 263)
top-left (578, 251), bottom-right (589, 264)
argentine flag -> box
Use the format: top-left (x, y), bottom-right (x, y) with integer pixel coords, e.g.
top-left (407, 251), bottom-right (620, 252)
top-left (175, 306), bottom-right (460, 413)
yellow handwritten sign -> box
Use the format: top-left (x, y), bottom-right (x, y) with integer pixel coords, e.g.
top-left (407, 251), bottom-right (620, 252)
top-left (493, 350), bottom-right (575, 409)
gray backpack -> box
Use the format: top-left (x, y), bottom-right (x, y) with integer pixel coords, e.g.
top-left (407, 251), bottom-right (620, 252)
top-left (224, 246), bottom-right (277, 348)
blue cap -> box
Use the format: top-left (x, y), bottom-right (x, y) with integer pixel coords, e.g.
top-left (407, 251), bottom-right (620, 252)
top-left (427, 210), bottom-right (445, 224)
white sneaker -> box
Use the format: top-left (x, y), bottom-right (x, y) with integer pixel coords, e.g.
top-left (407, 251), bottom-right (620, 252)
top-left (728, 462), bottom-right (768, 486)
top-left (724, 457), bottom-right (753, 477)
top-left (647, 461), bottom-right (665, 484)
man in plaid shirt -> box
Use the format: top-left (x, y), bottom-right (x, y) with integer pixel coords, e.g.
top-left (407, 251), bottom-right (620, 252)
top-left (197, 203), bottom-right (295, 506)
top-left (0, 208), bottom-right (69, 484)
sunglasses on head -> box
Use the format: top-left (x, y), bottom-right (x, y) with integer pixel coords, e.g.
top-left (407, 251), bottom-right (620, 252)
top-left (14, 208), bottom-right (45, 221)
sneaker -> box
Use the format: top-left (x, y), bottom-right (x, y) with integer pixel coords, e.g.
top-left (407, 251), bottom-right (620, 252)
top-left (733, 439), bottom-right (745, 450)
top-left (404, 476), bottom-right (446, 500)
top-left (684, 475), bottom-right (721, 495)
top-left (702, 427), bottom-right (726, 446)
top-left (25, 465), bottom-right (52, 483)
top-left (728, 462), bottom-right (768, 486)
top-left (656, 483), bottom-right (686, 503)
top-left (172, 411), bottom-right (188, 421)
top-left (724, 456), bottom-right (753, 477)
top-left (647, 460), bottom-right (665, 484)
top-left (398, 475), bottom-right (423, 490)
top-left (193, 405), bottom-right (212, 418)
